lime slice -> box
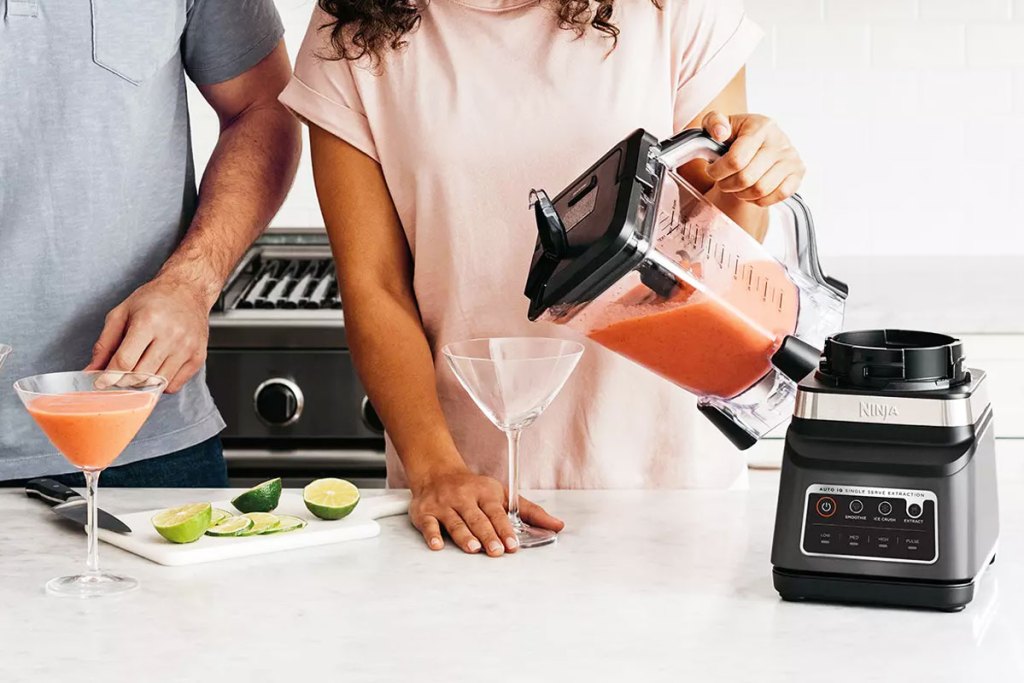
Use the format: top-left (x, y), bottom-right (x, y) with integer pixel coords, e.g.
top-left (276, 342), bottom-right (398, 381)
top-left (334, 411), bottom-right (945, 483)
top-left (210, 508), bottom-right (234, 526)
top-left (261, 515), bottom-right (307, 534)
top-left (205, 516), bottom-right (254, 537)
top-left (231, 478), bottom-right (282, 513)
top-left (303, 478), bottom-right (360, 520)
top-left (238, 512), bottom-right (280, 536)
top-left (152, 503), bottom-right (212, 544)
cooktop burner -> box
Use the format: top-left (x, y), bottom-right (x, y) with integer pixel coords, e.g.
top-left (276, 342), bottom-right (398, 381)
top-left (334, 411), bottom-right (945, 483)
top-left (236, 257), bottom-right (339, 310)
top-left (213, 235), bottom-right (342, 324)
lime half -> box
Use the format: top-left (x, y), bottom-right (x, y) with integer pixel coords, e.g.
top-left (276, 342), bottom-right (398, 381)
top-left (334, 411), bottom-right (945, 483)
top-left (303, 478), bottom-right (360, 520)
top-left (206, 516), bottom-right (254, 537)
top-left (231, 478), bottom-right (282, 513)
top-left (210, 508), bottom-right (234, 526)
top-left (152, 503), bottom-right (212, 544)
top-left (238, 512), bottom-right (280, 536)
top-left (261, 515), bottom-right (307, 534)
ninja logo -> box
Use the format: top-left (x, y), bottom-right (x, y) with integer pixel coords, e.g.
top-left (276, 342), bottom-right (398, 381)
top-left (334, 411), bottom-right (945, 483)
top-left (859, 402), bottom-right (900, 420)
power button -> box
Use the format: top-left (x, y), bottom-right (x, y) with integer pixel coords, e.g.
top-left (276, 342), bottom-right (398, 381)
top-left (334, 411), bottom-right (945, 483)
top-left (816, 496), bottom-right (837, 518)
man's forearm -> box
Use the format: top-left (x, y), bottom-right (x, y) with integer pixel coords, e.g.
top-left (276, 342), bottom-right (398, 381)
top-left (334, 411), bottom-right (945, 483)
top-left (158, 103), bottom-right (301, 306)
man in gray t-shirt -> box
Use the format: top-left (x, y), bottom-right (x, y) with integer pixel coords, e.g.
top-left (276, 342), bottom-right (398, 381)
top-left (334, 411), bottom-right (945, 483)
top-left (0, 1), bottom-right (300, 484)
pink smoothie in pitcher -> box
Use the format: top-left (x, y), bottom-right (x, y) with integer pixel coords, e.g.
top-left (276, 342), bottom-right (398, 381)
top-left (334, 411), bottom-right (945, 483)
top-left (588, 260), bottom-right (799, 399)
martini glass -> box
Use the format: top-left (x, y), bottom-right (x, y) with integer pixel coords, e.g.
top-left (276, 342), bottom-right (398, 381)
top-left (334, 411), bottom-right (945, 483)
top-left (443, 337), bottom-right (583, 548)
top-left (14, 370), bottom-right (166, 597)
top-left (0, 344), bottom-right (10, 371)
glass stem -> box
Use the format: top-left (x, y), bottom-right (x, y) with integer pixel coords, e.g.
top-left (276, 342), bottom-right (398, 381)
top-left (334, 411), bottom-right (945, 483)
top-left (505, 427), bottom-right (523, 529)
top-left (84, 469), bottom-right (100, 575)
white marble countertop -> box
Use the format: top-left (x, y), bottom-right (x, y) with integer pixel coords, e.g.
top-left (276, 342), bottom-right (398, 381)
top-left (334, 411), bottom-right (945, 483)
top-left (1, 474), bottom-right (1021, 683)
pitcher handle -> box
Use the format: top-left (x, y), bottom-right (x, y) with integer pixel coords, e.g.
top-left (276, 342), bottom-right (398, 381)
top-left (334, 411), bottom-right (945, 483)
top-left (654, 129), bottom-right (848, 298)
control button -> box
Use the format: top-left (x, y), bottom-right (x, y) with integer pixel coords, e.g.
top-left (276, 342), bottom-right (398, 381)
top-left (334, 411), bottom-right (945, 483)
top-left (845, 531), bottom-right (866, 549)
top-left (907, 502), bottom-right (923, 518)
top-left (878, 501), bottom-right (893, 516)
top-left (816, 496), bottom-right (837, 518)
top-left (849, 499), bottom-right (864, 514)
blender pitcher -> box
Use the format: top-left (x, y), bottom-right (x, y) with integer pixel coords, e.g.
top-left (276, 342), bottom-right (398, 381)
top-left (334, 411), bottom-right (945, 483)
top-left (524, 129), bottom-right (848, 448)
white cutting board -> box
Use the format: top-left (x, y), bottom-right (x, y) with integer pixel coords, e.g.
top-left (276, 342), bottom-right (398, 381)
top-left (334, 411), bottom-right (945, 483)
top-left (97, 491), bottom-right (410, 566)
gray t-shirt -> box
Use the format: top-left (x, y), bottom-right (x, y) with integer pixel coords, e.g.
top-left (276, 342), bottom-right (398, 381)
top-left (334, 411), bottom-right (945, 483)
top-left (0, 0), bottom-right (284, 478)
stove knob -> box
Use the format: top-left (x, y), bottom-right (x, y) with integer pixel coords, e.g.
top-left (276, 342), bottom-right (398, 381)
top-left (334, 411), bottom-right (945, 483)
top-left (254, 378), bottom-right (304, 427)
top-left (360, 396), bottom-right (385, 435)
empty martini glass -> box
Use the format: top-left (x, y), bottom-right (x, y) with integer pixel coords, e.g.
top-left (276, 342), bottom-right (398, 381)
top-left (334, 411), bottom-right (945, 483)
top-left (443, 337), bottom-right (583, 548)
top-left (0, 344), bottom-right (10, 371)
top-left (14, 370), bottom-right (166, 597)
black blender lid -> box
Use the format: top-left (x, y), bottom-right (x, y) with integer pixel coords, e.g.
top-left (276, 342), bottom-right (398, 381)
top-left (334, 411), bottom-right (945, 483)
top-left (524, 129), bottom-right (661, 320)
top-left (819, 329), bottom-right (967, 391)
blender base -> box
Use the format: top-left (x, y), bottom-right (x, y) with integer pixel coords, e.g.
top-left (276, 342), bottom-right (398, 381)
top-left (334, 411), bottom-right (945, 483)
top-left (772, 567), bottom-right (978, 612)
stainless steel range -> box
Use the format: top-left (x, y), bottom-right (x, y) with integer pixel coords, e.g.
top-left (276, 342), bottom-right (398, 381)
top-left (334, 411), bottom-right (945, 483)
top-left (206, 229), bottom-right (386, 488)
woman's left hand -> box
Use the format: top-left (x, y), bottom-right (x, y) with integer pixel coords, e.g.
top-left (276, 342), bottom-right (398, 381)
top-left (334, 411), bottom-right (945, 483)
top-left (701, 111), bottom-right (805, 208)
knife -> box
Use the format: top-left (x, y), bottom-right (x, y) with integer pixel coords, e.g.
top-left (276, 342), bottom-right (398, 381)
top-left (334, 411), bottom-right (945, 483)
top-left (25, 478), bottom-right (133, 534)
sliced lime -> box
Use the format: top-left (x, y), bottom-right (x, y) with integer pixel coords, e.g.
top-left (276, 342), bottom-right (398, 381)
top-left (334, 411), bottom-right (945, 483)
top-left (303, 478), bottom-right (360, 520)
top-left (152, 503), bottom-right (212, 544)
top-left (209, 508), bottom-right (234, 526)
top-left (205, 516), bottom-right (254, 537)
top-left (238, 512), bottom-right (280, 536)
top-left (231, 478), bottom-right (283, 513)
top-left (261, 515), bottom-right (307, 534)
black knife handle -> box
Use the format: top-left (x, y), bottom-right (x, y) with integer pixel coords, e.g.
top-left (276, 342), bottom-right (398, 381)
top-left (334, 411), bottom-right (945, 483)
top-left (25, 478), bottom-right (82, 506)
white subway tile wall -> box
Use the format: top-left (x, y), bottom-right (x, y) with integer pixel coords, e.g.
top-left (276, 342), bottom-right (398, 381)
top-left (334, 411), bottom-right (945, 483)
top-left (746, 0), bottom-right (1024, 255)
top-left (187, 0), bottom-right (1024, 255)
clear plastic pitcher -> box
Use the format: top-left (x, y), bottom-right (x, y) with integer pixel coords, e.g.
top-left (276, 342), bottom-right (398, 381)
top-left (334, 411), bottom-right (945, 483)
top-left (525, 129), bottom-right (848, 448)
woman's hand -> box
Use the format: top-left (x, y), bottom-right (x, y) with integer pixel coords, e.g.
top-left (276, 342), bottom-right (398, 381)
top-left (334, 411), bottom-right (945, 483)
top-left (409, 467), bottom-right (565, 557)
top-left (701, 111), bottom-right (805, 208)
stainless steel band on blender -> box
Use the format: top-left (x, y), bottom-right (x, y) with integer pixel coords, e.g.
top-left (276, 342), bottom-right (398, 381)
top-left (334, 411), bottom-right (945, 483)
top-left (793, 378), bottom-right (991, 427)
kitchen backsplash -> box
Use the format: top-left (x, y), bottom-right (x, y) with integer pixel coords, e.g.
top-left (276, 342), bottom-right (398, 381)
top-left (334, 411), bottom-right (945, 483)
top-left (187, 0), bottom-right (1024, 256)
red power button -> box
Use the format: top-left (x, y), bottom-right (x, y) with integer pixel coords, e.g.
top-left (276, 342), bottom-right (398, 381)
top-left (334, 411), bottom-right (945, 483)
top-left (816, 496), bottom-right (837, 518)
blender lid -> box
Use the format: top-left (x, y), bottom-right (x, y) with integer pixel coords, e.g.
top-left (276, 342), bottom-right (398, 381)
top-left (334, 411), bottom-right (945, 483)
top-left (819, 329), bottom-right (967, 390)
top-left (525, 129), bottom-right (662, 320)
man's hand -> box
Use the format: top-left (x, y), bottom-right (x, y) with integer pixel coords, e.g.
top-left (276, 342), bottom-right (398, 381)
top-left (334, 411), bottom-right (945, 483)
top-left (86, 275), bottom-right (213, 393)
top-left (82, 42), bottom-right (299, 393)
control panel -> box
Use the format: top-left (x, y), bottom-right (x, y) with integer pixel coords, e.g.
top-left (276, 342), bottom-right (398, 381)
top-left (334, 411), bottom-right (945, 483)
top-left (801, 484), bottom-right (937, 564)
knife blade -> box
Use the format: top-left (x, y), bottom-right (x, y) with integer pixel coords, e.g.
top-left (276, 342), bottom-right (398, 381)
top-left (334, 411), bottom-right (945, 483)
top-left (25, 478), bottom-right (132, 534)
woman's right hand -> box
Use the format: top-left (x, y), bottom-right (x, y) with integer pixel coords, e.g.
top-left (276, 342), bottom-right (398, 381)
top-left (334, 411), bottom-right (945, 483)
top-left (409, 467), bottom-right (565, 557)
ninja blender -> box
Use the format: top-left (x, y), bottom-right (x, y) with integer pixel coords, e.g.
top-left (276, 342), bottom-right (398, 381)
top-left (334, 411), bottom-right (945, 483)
top-left (524, 129), bottom-right (998, 611)
top-left (771, 330), bottom-right (998, 611)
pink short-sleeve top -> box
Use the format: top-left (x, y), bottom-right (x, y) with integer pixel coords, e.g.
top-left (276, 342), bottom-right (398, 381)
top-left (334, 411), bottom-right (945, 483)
top-left (281, 0), bottom-right (763, 489)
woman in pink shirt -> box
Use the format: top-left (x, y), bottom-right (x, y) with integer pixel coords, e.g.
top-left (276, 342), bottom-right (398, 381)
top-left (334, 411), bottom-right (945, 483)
top-left (281, 0), bottom-right (805, 556)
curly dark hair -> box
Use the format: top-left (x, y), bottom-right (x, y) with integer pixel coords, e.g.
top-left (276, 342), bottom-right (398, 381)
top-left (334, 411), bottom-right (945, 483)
top-left (318, 0), bottom-right (661, 62)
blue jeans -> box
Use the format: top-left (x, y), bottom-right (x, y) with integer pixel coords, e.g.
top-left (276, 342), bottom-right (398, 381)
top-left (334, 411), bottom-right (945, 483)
top-left (18, 437), bottom-right (228, 488)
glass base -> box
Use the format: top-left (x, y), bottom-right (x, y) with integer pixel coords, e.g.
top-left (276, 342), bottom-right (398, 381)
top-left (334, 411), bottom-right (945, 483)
top-left (46, 572), bottom-right (139, 598)
top-left (514, 523), bottom-right (558, 549)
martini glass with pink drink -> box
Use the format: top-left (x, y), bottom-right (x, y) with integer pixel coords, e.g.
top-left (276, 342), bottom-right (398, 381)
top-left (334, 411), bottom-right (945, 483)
top-left (14, 370), bottom-right (166, 597)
